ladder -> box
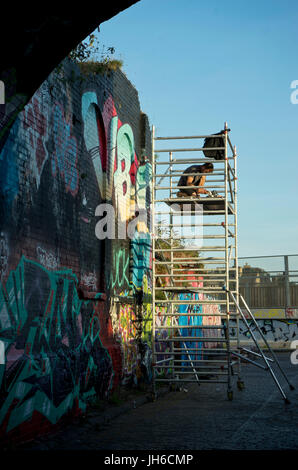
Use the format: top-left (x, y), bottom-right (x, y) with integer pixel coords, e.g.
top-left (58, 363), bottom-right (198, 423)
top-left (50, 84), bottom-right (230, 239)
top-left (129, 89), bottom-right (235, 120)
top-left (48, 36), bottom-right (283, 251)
top-left (151, 123), bottom-right (294, 403)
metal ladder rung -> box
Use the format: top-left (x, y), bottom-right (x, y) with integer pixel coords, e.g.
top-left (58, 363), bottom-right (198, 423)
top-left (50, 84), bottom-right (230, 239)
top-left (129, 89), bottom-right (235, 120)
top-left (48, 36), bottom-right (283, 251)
top-left (154, 325), bottom-right (224, 330)
top-left (155, 185), bottom-right (225, 190)
top-left (155, 260), bottom-right (228, 265)
top-left (153, 224), bottom-right (236, 227)
top-left (154, 134), bottom-right (224, 140)
top-left (154, 314), bottom-right (228, 318)
top-left (175, 359), bottom-right (227, 368)
top-left (171, 364), bottom-right (232, 369)
top-left (155, 210), bottom-right (227, 215)
top-left (167, 370), bottom-right (229, 376)
top-left (158, 270), bottom-right (236, 274)
top-left (155, 378), bottom-right (229, 384)
top-left (157, 337), bottom-right (228, 342)
top-left (154, 147), bottom-right (225, 153)
top-left (154, 197), bottom-right (226, 203)
top-left (154, 287), bottom-right (227, 293)
top-left (154, 300), bottom-right (228, 304)
top-left (169, 348), bottom-right (228, 352)
top-left (154, 236), bottom-right (226, 241)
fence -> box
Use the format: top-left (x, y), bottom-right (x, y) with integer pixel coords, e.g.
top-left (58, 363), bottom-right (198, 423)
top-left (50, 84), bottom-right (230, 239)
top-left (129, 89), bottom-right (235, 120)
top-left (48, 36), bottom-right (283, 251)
top-left (238, 255), bottom-right (298, 309)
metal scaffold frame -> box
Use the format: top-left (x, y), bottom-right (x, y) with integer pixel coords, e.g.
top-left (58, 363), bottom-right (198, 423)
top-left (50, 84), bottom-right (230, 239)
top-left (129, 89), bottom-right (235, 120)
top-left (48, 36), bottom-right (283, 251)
top-left (150, 122), bottom-right (294, 403)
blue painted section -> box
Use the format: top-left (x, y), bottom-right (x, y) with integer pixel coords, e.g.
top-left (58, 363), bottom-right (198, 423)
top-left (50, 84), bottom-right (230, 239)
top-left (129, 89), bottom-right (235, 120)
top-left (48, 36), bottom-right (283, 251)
top-left (178, 293), bottom-right (203, 365)
top-left (131, 231), bottom-right (151, 289)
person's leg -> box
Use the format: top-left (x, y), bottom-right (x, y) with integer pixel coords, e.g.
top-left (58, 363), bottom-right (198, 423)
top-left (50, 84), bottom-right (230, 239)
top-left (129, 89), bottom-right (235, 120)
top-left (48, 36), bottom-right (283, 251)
top-left (177, 186), bottom-right (196, 197)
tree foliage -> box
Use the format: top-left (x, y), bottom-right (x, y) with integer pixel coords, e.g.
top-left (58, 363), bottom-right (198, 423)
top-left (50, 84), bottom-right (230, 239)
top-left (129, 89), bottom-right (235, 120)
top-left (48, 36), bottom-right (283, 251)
top-left (155, 222), bottom-right (204, 300)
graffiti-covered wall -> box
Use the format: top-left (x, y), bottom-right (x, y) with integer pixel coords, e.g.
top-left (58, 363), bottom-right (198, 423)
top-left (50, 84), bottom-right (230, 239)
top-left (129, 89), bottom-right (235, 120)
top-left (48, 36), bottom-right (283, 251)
top-left (0, 59), bottom-right (152, 444)
top-left (228, 308), bottom-right (298, 349)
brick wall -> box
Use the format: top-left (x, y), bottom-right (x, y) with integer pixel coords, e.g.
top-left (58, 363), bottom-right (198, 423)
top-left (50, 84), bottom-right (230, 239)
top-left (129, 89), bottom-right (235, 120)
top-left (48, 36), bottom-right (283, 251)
top-left (0, 58), bottom-right (152, 445)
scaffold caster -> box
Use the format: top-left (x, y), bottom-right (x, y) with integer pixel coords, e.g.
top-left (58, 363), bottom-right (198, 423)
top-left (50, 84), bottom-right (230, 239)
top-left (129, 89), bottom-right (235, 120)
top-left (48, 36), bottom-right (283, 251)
top-left (227, 390), bottom-right (233, 401)
top-left (237, 380), bottom-right (245, 391)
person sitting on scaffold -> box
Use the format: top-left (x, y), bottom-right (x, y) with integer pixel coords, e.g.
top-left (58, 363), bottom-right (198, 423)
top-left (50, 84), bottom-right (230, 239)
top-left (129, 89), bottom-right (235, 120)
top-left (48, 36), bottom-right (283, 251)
top-left (177, 162), bottom-right (214, 197)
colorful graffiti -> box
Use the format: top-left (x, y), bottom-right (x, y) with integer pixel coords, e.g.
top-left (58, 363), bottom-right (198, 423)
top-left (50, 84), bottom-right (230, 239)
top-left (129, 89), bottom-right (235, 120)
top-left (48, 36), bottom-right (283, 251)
top-left (114, 123), bottom-right (135, 224)
top-left (51, 103), bottom-right (79, 196)
top-left (81, 92), bottom-right (106, 199)
top-left (111, 302), bottom-right (138, 384)
top-left (0, 232), bottom-right (9, 280)
top-left (241, 308), bottom-right (298, 320)
top-left (228, 318), bottom-right (298, 346)
top-left (202, 301), bottom-right (222, 349)
top-left (0, 63), bottom-right (153, 444)
top-left (136, 160), bottom-right (152, 211)
top-left (82, 91), bottom-right (152, 294)
top-left (131, 231), bottom-right (151, 290)
top-left (0, 115), bottom-right (22, 221)
top-left (109, 273), bottom-right (153, 385)
top-left (0, 257), bottom-right (113, 436)
top-left (36, 246), bottom-right (59, 271)
top-left (22, 89), bottom-right (49, 189)
top-left (154, 305), bottom-right (172, 375)
top-left (109, 248), bottom-right (130, 291)
top-left (178, 293), bottom-right (203, 363)
top-left (80, 271), bottom-right (98, 292)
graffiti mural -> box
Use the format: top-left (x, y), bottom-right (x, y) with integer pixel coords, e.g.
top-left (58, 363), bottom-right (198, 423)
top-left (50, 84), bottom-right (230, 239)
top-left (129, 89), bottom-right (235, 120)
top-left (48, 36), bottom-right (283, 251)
top-left (111, 302), bottom-right (139, 384)
top-left (131, 231), bottom-right (151, 290)
top-left (0, 115), bottom-right (23, 223)
top-left (178, 293), bottom-right (203, 363)
top-left (0, 59), bottom-right (153, 444)
top-left (202, 301), bottom-right (222, 349)
top-left (228, 318), bottom-right (298, 346)
top-left (22, 89), bottom-right (49, 189)
top-left (109, 248), bottom-right (130, 291)
top-left (241, 307), bottom-right (298, 320)
top-left (36, 246), bottom-right (59, 271)
top-left (0, 232), bottom-right (9, 281)
top-left (0, 257), bottom-right (113, 436)
top-left (154, 305), bottom-right (173, 376)
top-left (81, 92), bottom-right (106, 199)
top-left (131, 160), bottom-right (152, 290)
top-left (51, 103), bottom-right (79, 196)
top-left (114, 123), bottom-right (135, 225)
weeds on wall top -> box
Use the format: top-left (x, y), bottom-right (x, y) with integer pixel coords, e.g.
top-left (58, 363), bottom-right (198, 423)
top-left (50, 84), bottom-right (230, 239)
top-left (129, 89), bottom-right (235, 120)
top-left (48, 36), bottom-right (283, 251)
top-left (68, 33), bottom-right (123, 77)
top-left (52, 33), bottom-right (123, 86)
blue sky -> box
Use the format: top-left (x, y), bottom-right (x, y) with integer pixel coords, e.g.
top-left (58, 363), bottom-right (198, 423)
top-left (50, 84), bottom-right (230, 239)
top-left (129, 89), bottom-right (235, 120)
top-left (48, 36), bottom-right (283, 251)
top-left (94, 0), bottom-right (298, 261)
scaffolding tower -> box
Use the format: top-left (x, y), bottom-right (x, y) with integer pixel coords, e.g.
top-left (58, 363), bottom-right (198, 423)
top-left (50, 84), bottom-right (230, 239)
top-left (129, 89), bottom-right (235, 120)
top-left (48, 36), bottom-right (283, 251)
top-left (151, 123), bottom-right (294, 402)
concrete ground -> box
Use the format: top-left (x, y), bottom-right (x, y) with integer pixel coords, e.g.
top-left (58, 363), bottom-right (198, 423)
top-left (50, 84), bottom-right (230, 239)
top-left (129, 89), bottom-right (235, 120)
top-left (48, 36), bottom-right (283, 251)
top-left (15, 352), bottom-right (298, 451)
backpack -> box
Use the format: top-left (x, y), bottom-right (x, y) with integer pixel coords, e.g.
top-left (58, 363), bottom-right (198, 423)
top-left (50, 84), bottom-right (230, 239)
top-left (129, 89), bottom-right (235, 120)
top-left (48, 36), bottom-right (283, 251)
top-left (202, 130), bottom-right (229, 160)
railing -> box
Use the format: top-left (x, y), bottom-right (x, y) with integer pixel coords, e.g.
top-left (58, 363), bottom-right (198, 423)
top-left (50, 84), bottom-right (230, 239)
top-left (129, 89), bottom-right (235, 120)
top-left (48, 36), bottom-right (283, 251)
top-left (238, 255), bottom-right (298, 309)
